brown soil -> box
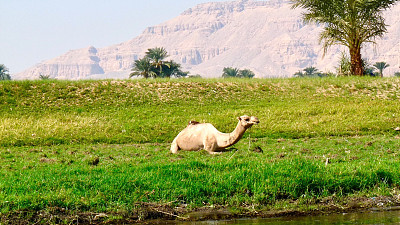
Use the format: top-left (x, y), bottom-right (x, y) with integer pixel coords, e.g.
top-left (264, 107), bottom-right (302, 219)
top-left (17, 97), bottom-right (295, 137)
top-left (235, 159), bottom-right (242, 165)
top-left (1, 196), bottom-right (400, 224)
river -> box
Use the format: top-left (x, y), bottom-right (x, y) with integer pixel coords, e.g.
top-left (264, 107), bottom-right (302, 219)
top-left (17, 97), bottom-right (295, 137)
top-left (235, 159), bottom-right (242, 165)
top-left (176, 209), bottom-right (400, 224)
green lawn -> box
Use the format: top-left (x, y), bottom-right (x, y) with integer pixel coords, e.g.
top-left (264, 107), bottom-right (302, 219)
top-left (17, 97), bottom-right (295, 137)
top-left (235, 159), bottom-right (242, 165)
top-left (1, 77), bottom-right (400, 222)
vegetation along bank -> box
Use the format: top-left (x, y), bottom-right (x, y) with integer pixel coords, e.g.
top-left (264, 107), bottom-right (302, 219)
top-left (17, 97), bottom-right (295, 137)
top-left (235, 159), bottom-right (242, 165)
top-left (1, 77), bottom-right (400, 224)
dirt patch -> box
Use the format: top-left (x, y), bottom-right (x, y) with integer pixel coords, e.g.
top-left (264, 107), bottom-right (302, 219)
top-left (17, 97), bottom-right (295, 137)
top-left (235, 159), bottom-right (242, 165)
top-left (1, 196), bottom-right (400, 224)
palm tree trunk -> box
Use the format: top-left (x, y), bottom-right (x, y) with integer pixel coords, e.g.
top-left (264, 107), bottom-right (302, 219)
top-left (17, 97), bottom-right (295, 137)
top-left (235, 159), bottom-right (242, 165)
top-left (350, 45), bottom-right (364, 76)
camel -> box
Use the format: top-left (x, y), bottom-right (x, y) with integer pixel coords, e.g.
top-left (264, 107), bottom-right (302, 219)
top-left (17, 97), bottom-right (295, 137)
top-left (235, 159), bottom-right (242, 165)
top-left (170, 115), bottom-right (259, 154)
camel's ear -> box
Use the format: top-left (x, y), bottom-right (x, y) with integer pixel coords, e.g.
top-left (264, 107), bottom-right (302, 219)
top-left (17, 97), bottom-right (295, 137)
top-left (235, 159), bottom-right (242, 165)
top-left (237, 117), bottom-right (241, 121)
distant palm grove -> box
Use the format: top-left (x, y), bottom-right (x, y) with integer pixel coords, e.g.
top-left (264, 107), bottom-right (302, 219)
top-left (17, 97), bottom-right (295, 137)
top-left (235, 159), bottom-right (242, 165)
top-left (222, 67), bottom-right (255, 78)
top-left (130, 47), bottom-right (188, 79)
top-left (130, 47), bottom-right (399, 79)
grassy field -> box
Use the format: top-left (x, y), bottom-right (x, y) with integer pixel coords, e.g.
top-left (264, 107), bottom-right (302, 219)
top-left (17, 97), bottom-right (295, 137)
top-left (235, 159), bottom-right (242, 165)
top-left (1, 77), bottom-right (400, 223)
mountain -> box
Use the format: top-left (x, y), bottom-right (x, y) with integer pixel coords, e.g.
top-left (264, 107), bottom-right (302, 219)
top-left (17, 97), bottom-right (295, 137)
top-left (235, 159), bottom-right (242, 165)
top-left (15, 0), bottom-right (400, 79)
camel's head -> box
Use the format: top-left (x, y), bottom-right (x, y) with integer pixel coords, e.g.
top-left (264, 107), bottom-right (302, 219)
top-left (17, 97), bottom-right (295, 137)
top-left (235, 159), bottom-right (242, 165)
top-left (238, 115), bottom-right (260, 128)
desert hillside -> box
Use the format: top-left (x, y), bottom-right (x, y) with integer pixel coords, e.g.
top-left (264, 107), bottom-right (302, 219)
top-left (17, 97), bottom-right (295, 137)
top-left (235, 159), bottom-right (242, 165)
top-left (15, 0), bottom-right (400, 79)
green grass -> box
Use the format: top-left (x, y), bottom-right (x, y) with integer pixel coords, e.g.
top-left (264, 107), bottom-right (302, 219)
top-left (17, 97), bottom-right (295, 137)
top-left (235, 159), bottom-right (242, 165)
top-left (1, 136), bottom-right (400, 215)
top-left (1, 77), bottom-right (400, 220)
top-left (1, 77), bottom-right (400, 146)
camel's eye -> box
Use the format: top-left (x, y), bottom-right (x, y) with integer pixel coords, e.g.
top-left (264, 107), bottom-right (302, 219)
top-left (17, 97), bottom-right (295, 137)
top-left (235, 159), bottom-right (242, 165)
top-left (245, 118), bottom-right (250, 121)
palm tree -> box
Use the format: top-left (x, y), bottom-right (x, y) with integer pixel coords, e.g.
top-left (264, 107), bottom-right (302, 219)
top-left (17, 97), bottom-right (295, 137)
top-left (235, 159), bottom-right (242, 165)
top-left (159, 60), bottom-right (188, 78)
top-left (0, 64), bottom-right (11, 80)
top-left (39, 74), bottom-right (51, 80)
top-left (303, 66), bottom-right (319, 76)
top-left (222, 67), bottom-right (240, 78)
top-left (373, 62), bottom-right (390, 77)
top-left (130, 58), bottom-right (156, 79)
top-left (145, 47), bottom-right (170, 74)
top-left (294, 70), bottom-right (304, 77)
top-left (291, 0), bottom-right (399, 76)
top-left (238, 69), bottom-right (255, 78)
top-left (130, 47), bottom-right (187, 79)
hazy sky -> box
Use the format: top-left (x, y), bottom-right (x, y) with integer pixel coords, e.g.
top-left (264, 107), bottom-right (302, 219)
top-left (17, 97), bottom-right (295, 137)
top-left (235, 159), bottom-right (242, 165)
top-left (0, 0), bottom-right (227, 75)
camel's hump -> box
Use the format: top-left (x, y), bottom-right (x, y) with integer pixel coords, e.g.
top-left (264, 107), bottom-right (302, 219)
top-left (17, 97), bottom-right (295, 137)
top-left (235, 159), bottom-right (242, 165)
top-left (188, 120), bottom-right (201, 126)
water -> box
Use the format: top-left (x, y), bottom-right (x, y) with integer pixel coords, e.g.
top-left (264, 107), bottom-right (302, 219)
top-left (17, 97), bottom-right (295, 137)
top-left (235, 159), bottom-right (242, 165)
top-left (177, 210), bottom-right (400, 225)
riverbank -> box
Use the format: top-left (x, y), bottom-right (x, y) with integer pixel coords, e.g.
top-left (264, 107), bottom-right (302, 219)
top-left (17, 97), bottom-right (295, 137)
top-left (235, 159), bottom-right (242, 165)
top-left (2, 190), bottom-right (400, 224)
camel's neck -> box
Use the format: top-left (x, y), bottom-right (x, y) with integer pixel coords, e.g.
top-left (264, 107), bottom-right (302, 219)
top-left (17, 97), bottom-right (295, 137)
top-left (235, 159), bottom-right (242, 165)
top-left (220, 122), bottom-right (248, 148)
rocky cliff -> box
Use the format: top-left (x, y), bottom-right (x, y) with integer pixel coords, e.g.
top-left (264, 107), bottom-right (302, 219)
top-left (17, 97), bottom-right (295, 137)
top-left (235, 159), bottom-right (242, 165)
top-left (15, 0), bottom-right (400, 79)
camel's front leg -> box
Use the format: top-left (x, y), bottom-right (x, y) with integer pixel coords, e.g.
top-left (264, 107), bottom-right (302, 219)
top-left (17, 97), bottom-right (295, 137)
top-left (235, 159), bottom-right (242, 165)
top-left (204, 136), bottom-right (221, 154)
top-left (208, 151), bottom-right (223, 155)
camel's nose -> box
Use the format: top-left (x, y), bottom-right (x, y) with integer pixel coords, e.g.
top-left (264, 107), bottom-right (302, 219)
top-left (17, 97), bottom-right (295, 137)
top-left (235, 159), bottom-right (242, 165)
top-left (251, 117), bottom-right (260, 124)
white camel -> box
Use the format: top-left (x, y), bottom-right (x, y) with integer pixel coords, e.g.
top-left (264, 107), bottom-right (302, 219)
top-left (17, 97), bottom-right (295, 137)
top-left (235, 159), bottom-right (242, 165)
top-left (170, 115), bottom-right (259, 154)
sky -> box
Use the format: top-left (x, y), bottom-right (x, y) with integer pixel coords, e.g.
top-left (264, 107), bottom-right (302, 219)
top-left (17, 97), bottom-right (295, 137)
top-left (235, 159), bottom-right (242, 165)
top-left (0, 0), bottom-right (227, 75)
